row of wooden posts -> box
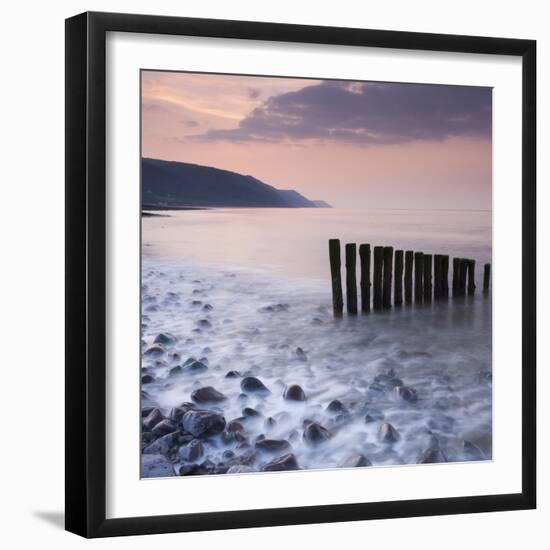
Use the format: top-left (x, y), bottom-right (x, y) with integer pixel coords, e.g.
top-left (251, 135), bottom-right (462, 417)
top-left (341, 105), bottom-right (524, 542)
top-left (329, 239), bottom-right (491, 316)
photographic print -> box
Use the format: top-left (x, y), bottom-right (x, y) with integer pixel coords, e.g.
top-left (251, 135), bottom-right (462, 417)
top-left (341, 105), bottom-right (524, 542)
top-left (140, 70), bottom-right (493, 479)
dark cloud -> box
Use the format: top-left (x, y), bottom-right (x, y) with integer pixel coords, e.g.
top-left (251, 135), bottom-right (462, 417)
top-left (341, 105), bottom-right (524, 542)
top-left (182, 119), bottom-right (199, 128)
top-left (247, 87), bottom-right (261, 100)
top-left (196, 80), bottom-right (491, 145)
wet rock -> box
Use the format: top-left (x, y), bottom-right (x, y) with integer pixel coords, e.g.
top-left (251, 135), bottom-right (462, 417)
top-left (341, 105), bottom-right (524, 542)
top-left (169, 402), bottom-right (195, 423)
top-left (243, 407), bottom-right (262, 417)
top-left (418, 448), bottom-right (448, 464)
top-left (327, 399), bottom-right (346, 414)
top-left (373, 373), bottom-right (403, 390)
top-left (261, 453), bottom-right (300, 472)
top-left (178, 462), bottom-right (199, 476)
top-left (340, 454), bottom-right (372, 468)
top-left (202, 303), bottom-right (214, 311)
top-left (240, 376), bottom-right (270, 394)
top-left (154, 333), bottom-right (177, 346)
top-left (463, 440), bottom-right (486, 461)
top-left (178, 439), bottom-right (204, 462)
top-left (223, 450), bottom-right (235, 460)
top-left (259, 303), bottom-right (289, 313)
top-left (191, 300), bottom-right (202, 306)
top-left (227, 465), bottom-right (254, 474)
top-left (235, 431), bottom-right (248, 443)
top-left (378, 422), bottom-right (400, 443)
top-left (144, 345), bottom-right (164, 358)
top-left (141, 454), bottom-right (176, 478)
top-left (364, 408), bottom-right (385, 423)
top-left (255, 439), bottom-right (291, 453)
top-left (191, 386), bottom-right (227, 404)
top-left (238, 393), bottom-right (248, 401)
top-left (182, 359), bottom-right (208, 374)
top-left (141, 406), bottom-right (157, 418)
top-left (181, 409), bottom-right (226, 437)
top-left (152, 419), bottom-right (177, 437)
top-left (169, 365), bottom-right (183, 376)
top-left (143, 432), bottom-right (178, 456)
top-left (141, 431), bottom-right (155, 447)
top-left (196, 319), bottom-right (212, 328)
top-left (295, 347), bottom-right (308, 361)
top-left (143, 408), bottom-right (164, 431)
top-left (227, 420), bottom-right (245, 433)
top-left (225, 370), bottom-right (241, 378)
top-left (392, 385), bottom-right (418, 403)
top-left (303, 422), bottom-right (331, 446)
top-left (284, 384), bottom-right (307, 402)
top-left (141, 374), bottom-right (155, 384)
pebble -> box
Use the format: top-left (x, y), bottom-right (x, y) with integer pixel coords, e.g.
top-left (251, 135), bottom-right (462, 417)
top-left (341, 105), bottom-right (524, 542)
top-left (283, 385), bottom-right (307, 401)
top-left (261, 453), bottom-right (300, 472)
top-left (143, 408), bottom-right (163, 431)
top-left (141, 454), bottom-right (176, 478)
top-left (143, 432), bottom-right (178, 456)
top-left (378, 422), bottom-right (400, 443)
top-left (295, 347), bottom-right (308, 361)
top-left (152, 419), bottom-right (177, 437)
top-left (303, 422), bottom-right (331, 446)
top-left (340, 454), bottom-right (372, 468)
top-left (327, 399), bottom-right (346, 414)
top-left (196, 319), bottom-right (212, 328)
top-left (225, 370), bottom-right (241, 378)
top-left (227, 465), bottom-right (254, 474)
top-left (191, 386), bottom-right (227, 404)
top-left (178, 439), bottom-right (204, 462)
top-left (242, 407), bottom-right (262, 417)
top-left (141, 374), bottom-right (155, 384)
top-left (240, 376), bottom-right (271, 394)
top-left (153, 333), bottom-right (177, 345)
top-left (255, 439), bottom-right (291, 453)
top-left (418, 448), bottom-right (448, 464)
top-left (183, 359), bottom-right (208, 374)
top-left (143, 345), bottom-right (164, 358)
top-left (181, 409), bottom-right (226, 437)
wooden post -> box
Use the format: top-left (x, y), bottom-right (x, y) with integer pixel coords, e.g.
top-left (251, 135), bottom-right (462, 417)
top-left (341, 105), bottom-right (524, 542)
top-left (434, 254), bottom-right (442, 299)
top-left (345, 243), bottom-right (358, 315)
top-left (359, 244), bottom-right (371, 313)
top-left (329, 239), bottom-right (343, 316)
top-left (373, 246), bottom-right (383, 310)
top-left (467, 259), bottom-right (476, 295)
top-left (404, 250), bottom-right (414, 304)
top-left (452, 257), bottom-right (460, 297)
top-left (441, 255), bottom-right (449, 298)
top-left (483, 263), bottom-right (491, 293)
top-left (458, 258), bottom-right (468, 296)
top-left (394, 250), bottom-right (404, 306)
top-left (382, 246), bottom-right (393, 309)
top-left (414, 252), bottom-right (424, 303)
top-left (423, 254), bottom-right (433, 303)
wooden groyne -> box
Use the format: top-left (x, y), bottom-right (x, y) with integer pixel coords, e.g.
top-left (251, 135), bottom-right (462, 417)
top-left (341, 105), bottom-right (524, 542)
top-left (328, 239), bottom-right (490, 315)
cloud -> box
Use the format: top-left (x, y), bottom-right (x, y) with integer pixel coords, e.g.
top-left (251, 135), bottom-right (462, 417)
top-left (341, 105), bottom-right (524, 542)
top-left (194, 80), bottom-right (491, 145)
top-left (182, 119), bottom-right (199, 128)
top-left (247, 87), bottom-right (261, 100)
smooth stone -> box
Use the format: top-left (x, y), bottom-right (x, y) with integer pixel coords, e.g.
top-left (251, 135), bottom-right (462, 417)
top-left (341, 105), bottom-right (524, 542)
top-left (418, 447), bottom-right (448, 464)
top-left (392, 385), bottom-right (418, 402)
top-left (178, 439), bottom-right (204, 462)
top-left (169, 365), bottom-right (183, 376)
top-left (227, 420), bottom-right (245, 433)
top-left (240, 376), bottom-right (270, 394)
top-left (225, 370), bottom-right (241, 378)
top-left (143, 408), bottom-right (164, 431)
top-left (303, 422), bottom-right (331, 446)
top-left (463, 440), bottom-right (486, 461)
top-left (143, 432), bottom-right (178, 456)
top-left (196, 319), bottom-right (212, 328)
top-left (182, 360), bottom-right (208, 374)
top-left (259, 303), bottom-right (289, 313)
top-left (261, 453), bottom-right (300, 472)
top-left (141, 431), bottom-right (155, 446)
top-left (227, 465), bottom-right (254, 474)
top-left (141, 454), bottom-right (176, 478)
top-left (141, 374), bottom-right (155, 384)
top-left (202, 304), bottom-right (214, 311)
top-left (295, 347), bottom-right (308, 361)
top-left (144, 345), bottom-right (164, 358)
top-left (181, 409), bottom-right (226, 437)
top-left (191, 386), bottom-right (227, 404)
top-left (364, 408), bottom-right (385, 423)
top-left (152, 419), bottom-right (177, 437)
top-left (283, 385), bottom-right (307, 402)
top-left (327, 399), bottom-right (346, 414)
top-left (178, 462), bottom-right (199, 476)
top-left (340, 454), bottom-right (372, 468)
top-left (255, 439), bottom-right (291, 453)
top-left (154, 333), bottom-right (177, 345)
top-left (242, 407), bottom-right (262, 417)
top-left (141, 406), bottom-right (157, 418)
top-left (191, 300), bottom-right (202, 306)
top-left (378, 422), bottom-right (400, 443)
top-left (223, 450), bottom-right (235, 460)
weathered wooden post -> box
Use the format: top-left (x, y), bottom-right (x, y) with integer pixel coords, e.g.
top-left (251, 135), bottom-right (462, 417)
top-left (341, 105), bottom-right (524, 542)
top-left (414, 252), bottom-right (424, 303)
top-left (394, 250), bottom-right (404, 306)
top-left (423, 254), bottom-right (433, 303)
top-left (404, 250), bottom-right (414, 304)
top-left (373, 246), bottom-right (384, 310)
top-left (434, 254), bottom-right (442, 299)
top-left (329, 239), bottom-right (343, 316)
top-left (359, 244), bottom-right (371, 313)
top-left (442, 255), bottom-right (449, 298)
top-left (452, 257), bottom-right (460, 297)
top-left (458, 258), bottom-right (468, 296)
top-left (382, 246), bottom-right (393, 309)
top-left (483, 263), bottom-right (491, 293)
top-left (467, 259), bottom-right (476, 295)
top-left (345, 243), bottom-right (358, 315)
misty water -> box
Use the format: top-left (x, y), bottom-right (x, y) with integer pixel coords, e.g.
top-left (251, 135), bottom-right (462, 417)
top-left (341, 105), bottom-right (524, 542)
top-left (141, 208), bottom-right (492, 477)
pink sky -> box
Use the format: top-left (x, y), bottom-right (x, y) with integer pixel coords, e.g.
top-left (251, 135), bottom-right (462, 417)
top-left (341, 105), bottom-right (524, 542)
top-left (141, 71), bottom-right (492, 210)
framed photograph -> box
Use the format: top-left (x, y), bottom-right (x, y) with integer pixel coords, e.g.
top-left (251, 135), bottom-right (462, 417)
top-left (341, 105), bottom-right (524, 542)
top-left (65, 11), bottom-right (536, 538)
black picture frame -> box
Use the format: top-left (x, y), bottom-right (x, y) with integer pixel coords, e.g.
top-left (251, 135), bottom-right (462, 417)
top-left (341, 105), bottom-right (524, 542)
top-left (65, 11), bottom-right (536, 538)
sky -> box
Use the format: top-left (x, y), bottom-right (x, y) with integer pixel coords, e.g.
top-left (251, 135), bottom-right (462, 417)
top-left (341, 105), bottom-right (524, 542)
top-left (142, 71), bottom-right (492, 210)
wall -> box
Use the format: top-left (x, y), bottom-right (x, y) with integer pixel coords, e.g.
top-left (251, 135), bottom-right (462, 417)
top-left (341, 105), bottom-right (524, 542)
top-left (0, 1), bottom-right (546, 548)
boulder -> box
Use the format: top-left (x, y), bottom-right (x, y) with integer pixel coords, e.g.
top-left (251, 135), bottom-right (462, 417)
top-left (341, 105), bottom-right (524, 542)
top-left (240, 376), bottom-right (270, 394)
top-left (242, 407), bottom-right (262, 417)
top-left (418, 447), bottom-right (448, 464)
top-left (143, 345), bottom-right (164, 358)
top-left (340, 454), bottom-right (372, 468)
top-left (143, 432), bottom-right (178, 456)
top-left (378, 422), bottom-right (400, 443)
top-left (151, 419), bottom-right (177, 437)
top-left (141, 374), bottom-right (155, 384)
top-left (182, 360), bottom-right (208, 374)
top-left (169, 365), bottom-right (183, 376)
top-left (143, 408), bottom-right (164, 431)
top-left (178, 463), bottom-right (199, 476)
top-left (181, 409), bottom-right (226, 437)
top-left (178, 439), bottom-right (204, 462)
top-left (141, 454), bottom-right (176, 478)
top-left (283, 385), bottom-right (307, 402)
top-left (225, 370), bottom-right (241, 378)
top-left (303, 422), bottom-right (331, 446)
top-left (154, 333), bottom-right (177, 346)
top-left (327, 399), bottom-right (346, 414)
top-left (255, 439), bottom-right (291, 453)
top-left (261, 453), bottom-right (300, 472)
top-left (196, 319), bottom-right (212, 328)
top-left (227, 465), bottom-right (254, 474)
top-left (191, 386), bottom-right (227, 404)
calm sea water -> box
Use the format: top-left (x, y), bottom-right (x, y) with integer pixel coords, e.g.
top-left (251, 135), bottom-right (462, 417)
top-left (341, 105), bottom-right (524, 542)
top-left (142, 208), bottom-right (491, 287)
